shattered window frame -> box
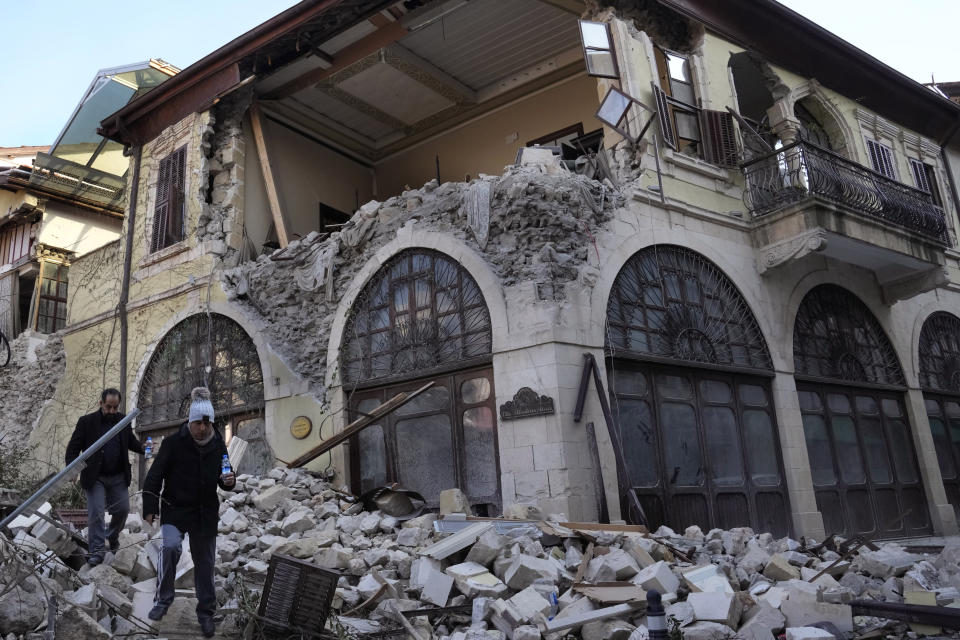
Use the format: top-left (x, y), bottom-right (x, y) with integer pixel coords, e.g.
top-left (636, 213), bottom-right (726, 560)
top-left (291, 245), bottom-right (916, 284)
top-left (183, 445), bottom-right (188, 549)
top-left (578, 20), bottom-right (620, 79)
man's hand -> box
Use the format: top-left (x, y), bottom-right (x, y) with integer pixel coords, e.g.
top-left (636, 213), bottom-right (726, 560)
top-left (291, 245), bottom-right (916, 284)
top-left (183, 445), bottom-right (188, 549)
top-left (220, 472), bottom-right (236, 489)
top-left (144, 514), bottom-right (155, 526)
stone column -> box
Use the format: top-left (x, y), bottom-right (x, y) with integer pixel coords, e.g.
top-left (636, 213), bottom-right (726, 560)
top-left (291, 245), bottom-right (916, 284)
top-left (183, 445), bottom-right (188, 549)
top-left (771, 371), bottom-right (826, 540)
top-left (903, 387), bottom-right (959, 535)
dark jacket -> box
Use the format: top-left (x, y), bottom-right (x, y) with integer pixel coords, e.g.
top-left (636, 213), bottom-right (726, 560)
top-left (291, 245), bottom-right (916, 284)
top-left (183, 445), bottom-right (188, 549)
top-left (65, 409), bottom-right (143, 490)
top-left (143, 423), bottom-right (232, 536)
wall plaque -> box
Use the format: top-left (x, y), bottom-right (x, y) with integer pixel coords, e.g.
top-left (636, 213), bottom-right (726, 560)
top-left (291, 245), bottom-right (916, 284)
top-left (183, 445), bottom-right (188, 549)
top-left (290, 416), bottom-right (312, 439)
top-left (499, 387), bottom-right (555, 421)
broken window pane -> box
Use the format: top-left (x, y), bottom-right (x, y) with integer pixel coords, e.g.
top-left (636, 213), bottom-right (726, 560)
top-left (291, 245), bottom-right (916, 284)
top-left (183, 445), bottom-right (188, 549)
top-left (744, 410), bottom-right (780, 485)
top-left (461, 377), bottom-right (490, 404)
top-left (463, 407), bottom-right (497, 498)
top-left (358, 423), bottom-right (387, 494)
top-left (395, 414), bottom-right (456, 504)
top-left (661, 402), bottom-right (702, 486)
top-left (395, 385), bottom-right (449, 417)
top-left (666, 52), bottom-right (689, 82)
top-left (586, 51), bottom-right (617, 78)
top-left (619, 398), bottom-right (659, 488)
top-left (597, 89), bottom-right (630, 127)
top-left (703, 406), bottom-right (743, 486)
top-left (803, 414), bottom-right (836, 486)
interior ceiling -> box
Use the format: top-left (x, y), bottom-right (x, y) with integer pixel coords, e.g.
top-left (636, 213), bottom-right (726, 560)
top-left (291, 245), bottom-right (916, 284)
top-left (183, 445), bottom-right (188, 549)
top-left (256, 0), bottom-right (584, 163)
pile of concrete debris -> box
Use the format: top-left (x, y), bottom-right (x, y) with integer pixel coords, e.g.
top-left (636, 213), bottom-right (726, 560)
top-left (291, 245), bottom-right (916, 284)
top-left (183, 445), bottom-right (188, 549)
top-left (2, 467), bottom-right (960, 639)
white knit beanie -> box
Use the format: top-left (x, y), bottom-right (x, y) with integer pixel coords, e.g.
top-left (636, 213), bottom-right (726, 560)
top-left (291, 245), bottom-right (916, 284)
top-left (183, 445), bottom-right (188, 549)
top-left (188, 387), bottom-right (215, 423)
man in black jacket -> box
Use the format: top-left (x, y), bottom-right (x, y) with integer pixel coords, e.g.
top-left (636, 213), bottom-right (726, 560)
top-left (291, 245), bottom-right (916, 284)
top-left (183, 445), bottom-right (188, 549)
top-left (65, 388), bottom-right (144, 566)
top-left (143, 387), bottom-right (236, 638)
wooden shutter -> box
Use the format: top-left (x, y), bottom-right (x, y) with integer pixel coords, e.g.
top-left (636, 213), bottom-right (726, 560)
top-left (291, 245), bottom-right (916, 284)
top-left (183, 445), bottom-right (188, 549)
top-left (168, 146), bottom-right (187, 245)
top-left (910, 158), bottom-right (931, 192)
top-left (866, 139), bottom-right (896, 179)
top-left (700, 109), bottom-right (738, 168)
top-left (651, 83), bottom-right (677, 151)
top-left (151, 153), bottom-right (172, 253)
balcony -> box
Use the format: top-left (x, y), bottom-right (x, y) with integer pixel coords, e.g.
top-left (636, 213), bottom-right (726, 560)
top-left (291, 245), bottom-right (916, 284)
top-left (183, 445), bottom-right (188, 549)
top-left (741, 140), bottom-right (950, 301)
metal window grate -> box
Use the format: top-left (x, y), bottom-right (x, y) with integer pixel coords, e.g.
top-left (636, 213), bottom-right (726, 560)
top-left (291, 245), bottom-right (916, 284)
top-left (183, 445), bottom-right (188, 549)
top-left (257, 554), bottom-right (339, 638)
top-left (919, 311), bottom-right (960, 393)
top-left (793, 284), bottom-right (904, 386)
top-left (605, 245), bottom-right (773, 371)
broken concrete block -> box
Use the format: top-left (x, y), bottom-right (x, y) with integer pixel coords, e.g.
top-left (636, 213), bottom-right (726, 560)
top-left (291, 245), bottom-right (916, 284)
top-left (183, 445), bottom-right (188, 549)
top-left (800, 566), bottom-right (840, 589)
top-left (458, 571), bottom-right (509, 599)
top-left (439, 488), bottom-right (471, 515)
top-left (683, 564), bottom-right (734, 594)
top-left (110, 544), bottom-right (139, 575)
top-left (507, 585), bottom-right (552, 622)
top-left (421, 564), bottom-right (454, 607)
top-left (395, 527), bottom-right (424, 547)
top-left (513, 625), bottom-right (542, 640)
top-left (504, 554), bottom-right (560, 590)
top-left (687, 592), bottom-right (742, 629)
top-left (251, 484), bottom-right (293, 511)
top-left (785, 627), bottom-right (836, 640)
top-left (446, 561), bottom-right (489, 582)
top-left (763, 554), bottom-right (800, 581)
top-left (739, 546), bottom-right (772, 574)
top-left (586, 548), bottom-right (639, 581)
top-left (904, 590), bottom-right (940, 635)
top-left (465, 528), bottom-right (508, 566)
top-left (56, 604), bottom-right (112, 640)
top-left (680, 621), bottom-right (738, 640)
top-left (781, 599), bottom-right (852, 633)
top-left (581, 618), bottom-right (635, 640)
top-left (782, 550), bottom-right (812, 567)
top-left (857, 547), bottom-right (918, 578)
top-left (632, 561), bottom-right (680, 594)
top-left (543, 593), bottom-right (597, 634)
top-left (97, 584), bottom-right (133, 616)
top-left (280, 509), bottom-right (315, 535)
top-left (737, 600), bottom-right (785, 640)
top-left (315, 546), bottom-right (352, 570)
top-left (758, 586), bottom-right (789, 609)
top-left (218, 507), bottom-right (249, 533)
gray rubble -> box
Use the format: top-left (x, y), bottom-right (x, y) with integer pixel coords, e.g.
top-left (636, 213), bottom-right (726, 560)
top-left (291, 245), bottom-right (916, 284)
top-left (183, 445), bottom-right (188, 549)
top-left (0, 468), bottom-right (959, 639)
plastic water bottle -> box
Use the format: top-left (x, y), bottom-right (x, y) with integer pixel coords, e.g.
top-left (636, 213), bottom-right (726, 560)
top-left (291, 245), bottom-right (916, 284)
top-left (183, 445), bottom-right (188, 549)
top-left (144, 437), bottom-right (153, 460)
top-left (221, 454), bottom-right (231, 475)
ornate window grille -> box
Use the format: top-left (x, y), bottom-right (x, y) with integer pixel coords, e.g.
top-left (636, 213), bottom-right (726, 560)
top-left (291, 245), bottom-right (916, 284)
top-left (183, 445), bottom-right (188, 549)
top-left (793, 284), bottom-right (904, 386)
top-left (341, 249), bottom-right (492, 386)
top-left (605, 245), bottom-right (772, 371)
top-left (919, 312), bottom-right (960, 394)
top-left (138, 313), bottom-right (264, 429)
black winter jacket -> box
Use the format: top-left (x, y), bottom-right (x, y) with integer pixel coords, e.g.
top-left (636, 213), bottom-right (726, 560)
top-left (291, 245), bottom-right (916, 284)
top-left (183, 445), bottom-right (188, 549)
top-left (142, 423), bottom-right (233, 536)
top-left (64, 410), bottom-right (143, 490)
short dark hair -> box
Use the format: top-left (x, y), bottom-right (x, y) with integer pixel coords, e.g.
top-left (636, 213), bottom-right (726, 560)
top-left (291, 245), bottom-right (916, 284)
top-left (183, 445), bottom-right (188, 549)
top-left (101, 388), bottom-right (122, 403)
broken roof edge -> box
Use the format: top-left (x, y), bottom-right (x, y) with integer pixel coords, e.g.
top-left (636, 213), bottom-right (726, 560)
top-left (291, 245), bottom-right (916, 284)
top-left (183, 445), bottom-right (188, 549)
top-left (97, 0), bottom-right (350, 147)
top-left (656, 0), bottom-right (960, 144)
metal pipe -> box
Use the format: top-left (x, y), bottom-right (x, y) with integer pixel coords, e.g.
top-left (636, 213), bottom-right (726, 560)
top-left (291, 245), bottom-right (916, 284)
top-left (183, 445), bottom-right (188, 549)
top-left (0, 409), bottom-right (141, 531)
top-left (119, 146), bottom-right (142, 407)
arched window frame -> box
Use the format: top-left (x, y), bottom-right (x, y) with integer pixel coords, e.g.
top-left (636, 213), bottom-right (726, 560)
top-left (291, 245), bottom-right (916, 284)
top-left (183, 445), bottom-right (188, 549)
top-left (919, 311), bottom-right (960, 395)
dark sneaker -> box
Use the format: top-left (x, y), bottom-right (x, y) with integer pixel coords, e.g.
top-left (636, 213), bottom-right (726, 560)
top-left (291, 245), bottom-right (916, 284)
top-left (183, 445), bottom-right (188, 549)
top-left (199, 617), bottom-right (215, 637)
top-left (108, 539), bottom-right (119, 553)
top-left (86, 556), bottom-right (103, 567)
top-left (148, 605), bottom-right (168, 621)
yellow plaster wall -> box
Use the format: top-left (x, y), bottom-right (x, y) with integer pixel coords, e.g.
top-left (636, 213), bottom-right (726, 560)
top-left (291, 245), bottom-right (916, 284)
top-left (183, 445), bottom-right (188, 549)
top-left (267, 395), bottom-right (334, 475)
top-left (374, 73), bottom-right (602, 197)
top-left (37, 203), bottom-right (121, 257)
top-left (67, 240), bottom-right (122, 325)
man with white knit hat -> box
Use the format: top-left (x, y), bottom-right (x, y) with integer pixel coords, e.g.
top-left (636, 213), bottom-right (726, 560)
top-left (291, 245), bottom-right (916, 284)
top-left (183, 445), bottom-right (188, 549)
top-left (143, 386), bottom-right (236, 637)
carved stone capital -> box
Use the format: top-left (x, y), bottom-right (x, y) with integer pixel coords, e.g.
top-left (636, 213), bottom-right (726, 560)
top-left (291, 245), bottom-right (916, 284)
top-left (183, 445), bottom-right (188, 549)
top-left (757, 228), bottom-right (828, 274)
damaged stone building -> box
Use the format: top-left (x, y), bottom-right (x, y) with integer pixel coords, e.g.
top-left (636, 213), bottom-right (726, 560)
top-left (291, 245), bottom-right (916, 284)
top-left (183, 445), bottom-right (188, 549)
top-left (30, 0), bottom-right (960, 543)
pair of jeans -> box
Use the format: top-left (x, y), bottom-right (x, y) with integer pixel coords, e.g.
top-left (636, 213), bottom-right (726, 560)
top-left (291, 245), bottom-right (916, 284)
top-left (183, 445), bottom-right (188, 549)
top-left (154, 524), bottom-right (218, 621)
top-left (84, 473), bottom-right (129, 560)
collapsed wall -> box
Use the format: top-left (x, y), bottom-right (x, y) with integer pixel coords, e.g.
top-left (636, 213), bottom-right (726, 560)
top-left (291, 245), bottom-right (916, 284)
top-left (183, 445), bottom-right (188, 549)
top-left (221, 163), bottom-right (622, 396)
top-left (0, 332), bottom-right (65, 455)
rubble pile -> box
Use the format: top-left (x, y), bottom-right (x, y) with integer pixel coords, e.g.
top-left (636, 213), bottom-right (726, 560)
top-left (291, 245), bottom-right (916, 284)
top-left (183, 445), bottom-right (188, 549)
top-left (0, 331), bottom-right (65, 451)
top-left (1, 466), bottom-right (960, 639)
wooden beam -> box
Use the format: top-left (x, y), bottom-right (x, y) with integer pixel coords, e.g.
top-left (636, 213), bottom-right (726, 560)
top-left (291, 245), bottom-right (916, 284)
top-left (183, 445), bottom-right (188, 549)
top-left (286, 381), bottom-right (435, 468)
top-left (248, 101), bottom-right (291, 248)
top-left (264, 20), bottom-right (408, 100)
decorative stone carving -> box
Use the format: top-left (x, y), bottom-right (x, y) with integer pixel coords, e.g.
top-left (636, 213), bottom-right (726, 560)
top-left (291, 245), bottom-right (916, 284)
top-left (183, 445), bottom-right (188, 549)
top-left (757, 228), bottom-right (828, 274)
top-left (499, 387), bottom-right (555, 421)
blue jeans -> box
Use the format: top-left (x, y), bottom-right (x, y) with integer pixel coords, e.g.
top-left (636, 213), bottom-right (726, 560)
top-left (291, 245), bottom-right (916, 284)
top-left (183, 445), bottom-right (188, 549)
top-left (85, 473), bottom-right (129, 560)
top-left (155, 524), bottom-right (218, 621)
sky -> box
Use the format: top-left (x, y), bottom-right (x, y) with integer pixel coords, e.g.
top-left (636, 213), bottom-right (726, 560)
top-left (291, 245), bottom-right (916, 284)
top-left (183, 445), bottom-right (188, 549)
top-left (0, 0), bottom-right (957, 147)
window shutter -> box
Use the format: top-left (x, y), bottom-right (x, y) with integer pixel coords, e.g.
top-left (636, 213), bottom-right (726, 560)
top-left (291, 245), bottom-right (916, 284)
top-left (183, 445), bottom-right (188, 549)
top-left (700, 109), bottom-right (738, 167)
top-left (651, 83), bottom-right (677, 151)
top-left (168, 146), bottom-right (187, 245)
top-left (151, 153), bottom-right (172, 253)
top-left (866, 139), bottom-right (896, 179)
top-left (910, 158), bottom-right (931, 192)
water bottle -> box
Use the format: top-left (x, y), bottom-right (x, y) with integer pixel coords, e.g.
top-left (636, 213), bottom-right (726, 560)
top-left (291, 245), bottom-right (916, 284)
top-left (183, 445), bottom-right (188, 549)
top-left (221, 454), bottom-right (231, 475)
top-left (144, 437), bottom-right (153, 460)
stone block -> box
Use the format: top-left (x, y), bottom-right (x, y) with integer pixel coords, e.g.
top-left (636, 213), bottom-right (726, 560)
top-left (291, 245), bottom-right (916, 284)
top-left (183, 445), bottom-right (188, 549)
top-left (681, 621), bottom-right (737, 640)
top-left (904, 590), bottom-right (940, 635)
top-left (410, 556), bottom-right (442, 591)
top-left (781, 599), bottom-right (852, 633)
top-left (252, 484), bottom-right (293, 511)
top-left (508, 586), bottom-right (552, 622)
top-left (281, 509), bottom-right (315, 535)
top-left (857, 547), bottom-right (918, 578)
top-left (421, 565), bottom-right (454, 607)
top-left (737, 601), bottom-right (785, 640)
top-left (800, 566), bottom-right (840, 590)
top-left (581, 619), bottom-right (635, 640)
top-left (111, 545), bottom-right (139, 575)
top-left (632, 561), bottom-right (680, 594)
top-left (688, 592), bottom-right (742, 629)
top-left (739, 547), bottom-right (772, 574)
top-left (439, 488), bottom-right (471, 515)
top-left (785, 627), bottom-right (836, 640)
top-left (586, 549), bottom-right (639, 581)
top-left (763, 554), bottom-right (800, 581)
top-left (466, 529), bottom-right (508, 566)
top-left (315, 546), bottom-right (352, 570)
top-left (504, 554), bottom-right (560, 590)
top-left (683, 564), bottom-right (734, 594)
top-left (86, 564), bottom-right (130, 594)
top-left (57, 604), bottom-right (111, 640)
top-left (758, 586), bottom-right (789, 609)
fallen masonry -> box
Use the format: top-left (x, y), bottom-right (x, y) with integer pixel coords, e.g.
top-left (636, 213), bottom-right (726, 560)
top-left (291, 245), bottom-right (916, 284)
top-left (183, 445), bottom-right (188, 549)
top-left (0, 467), bottom-right (959, 639)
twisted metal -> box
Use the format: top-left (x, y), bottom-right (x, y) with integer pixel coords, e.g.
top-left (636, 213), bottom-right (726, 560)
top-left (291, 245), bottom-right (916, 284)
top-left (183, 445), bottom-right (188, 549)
top-left (741, 140), bottom-right (948, 244)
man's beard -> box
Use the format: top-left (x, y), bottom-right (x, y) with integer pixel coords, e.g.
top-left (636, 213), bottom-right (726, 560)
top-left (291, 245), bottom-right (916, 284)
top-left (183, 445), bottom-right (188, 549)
top-left (102, 413), bottom-right (121, 426)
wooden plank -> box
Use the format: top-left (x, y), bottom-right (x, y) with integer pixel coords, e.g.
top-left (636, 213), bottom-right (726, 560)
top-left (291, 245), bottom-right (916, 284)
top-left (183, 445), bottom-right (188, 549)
top-left (286, 381), bottom-right (434, 468)
top-left (264, 21), bottom-right (408, 100)
top-left (249, 101), bottom-right (290, 248)
top-left (574, 542), bottom-right (594, 584)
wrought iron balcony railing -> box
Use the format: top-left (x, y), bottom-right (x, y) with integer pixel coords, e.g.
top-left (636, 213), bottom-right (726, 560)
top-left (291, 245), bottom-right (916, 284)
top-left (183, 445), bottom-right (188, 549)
top-left (740, 140), bottom-right (949, 244)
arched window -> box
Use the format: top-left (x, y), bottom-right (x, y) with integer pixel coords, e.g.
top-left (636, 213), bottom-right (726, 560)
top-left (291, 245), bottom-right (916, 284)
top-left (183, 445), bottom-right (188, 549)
top-left (341, 249), bottom-right (492, 386)
top-left (606, 245), bottom-right (772, 371)
top-left (340, 249), bottom-right (499, 513)
top-left (918, 311), bottom-right (960, 520)
top-left (138, 313), bottom-right (264, 432)
top-left (793, 285), bottom-right (928, 537)
top-left (606, 246), bottom-right (788, 536)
